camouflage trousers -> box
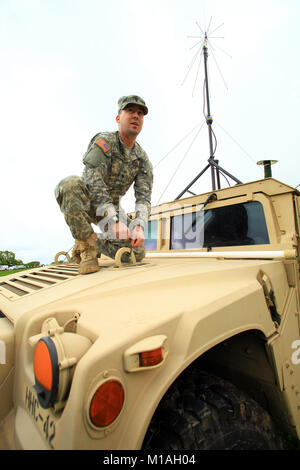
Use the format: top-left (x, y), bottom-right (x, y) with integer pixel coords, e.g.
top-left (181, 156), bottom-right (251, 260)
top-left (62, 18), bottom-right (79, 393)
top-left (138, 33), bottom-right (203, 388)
top-left (55, 175), bottom-right (145, 262)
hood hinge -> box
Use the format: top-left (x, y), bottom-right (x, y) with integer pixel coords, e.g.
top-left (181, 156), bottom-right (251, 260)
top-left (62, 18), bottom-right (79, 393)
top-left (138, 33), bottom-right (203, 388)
top-left (257, 270), bottom-right (281, 326)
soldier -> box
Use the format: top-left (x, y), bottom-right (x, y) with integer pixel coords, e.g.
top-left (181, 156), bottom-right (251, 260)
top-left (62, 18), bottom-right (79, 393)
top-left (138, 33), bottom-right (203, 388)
top-left (55, 95), bottom-right (153, 274)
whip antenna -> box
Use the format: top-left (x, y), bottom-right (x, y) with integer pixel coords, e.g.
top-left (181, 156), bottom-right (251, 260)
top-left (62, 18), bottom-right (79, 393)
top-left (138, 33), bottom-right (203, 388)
top-left (177, 19), bottom-right (242, 199)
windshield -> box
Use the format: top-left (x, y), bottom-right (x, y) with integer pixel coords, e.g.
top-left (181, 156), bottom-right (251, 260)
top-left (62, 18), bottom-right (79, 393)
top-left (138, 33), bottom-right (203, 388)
top-left (145, 219), bottom-right (158, 251)
top-left (171, 201), bottom-right (270, 250)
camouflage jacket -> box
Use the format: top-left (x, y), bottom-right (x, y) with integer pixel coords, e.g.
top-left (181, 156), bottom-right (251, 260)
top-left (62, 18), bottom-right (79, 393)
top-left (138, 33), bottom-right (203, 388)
top-left (82, 131), bottom-right (153, 230)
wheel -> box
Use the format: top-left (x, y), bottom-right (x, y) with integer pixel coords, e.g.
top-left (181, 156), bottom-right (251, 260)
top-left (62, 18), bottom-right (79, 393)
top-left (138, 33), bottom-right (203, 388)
top-left (143, 368), bottom-right (282, 450)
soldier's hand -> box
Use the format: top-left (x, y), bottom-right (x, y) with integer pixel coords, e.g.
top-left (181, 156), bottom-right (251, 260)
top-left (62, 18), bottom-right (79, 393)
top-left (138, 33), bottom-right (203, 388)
top-left (112, 221), bottom-right (130, 241)
top-left (131, 226), bottom-right (145, 248)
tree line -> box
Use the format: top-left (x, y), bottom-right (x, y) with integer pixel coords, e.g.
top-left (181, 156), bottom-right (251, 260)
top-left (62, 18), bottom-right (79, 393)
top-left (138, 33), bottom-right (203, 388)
top-left (0, 250), bottom-right (40, 268)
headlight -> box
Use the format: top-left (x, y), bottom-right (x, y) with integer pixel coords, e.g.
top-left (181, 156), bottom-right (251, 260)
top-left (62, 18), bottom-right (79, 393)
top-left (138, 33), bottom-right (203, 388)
top-left (34, 336), bottom-right (59, 408)
top-left (31, 316), bottom-right (92, 411)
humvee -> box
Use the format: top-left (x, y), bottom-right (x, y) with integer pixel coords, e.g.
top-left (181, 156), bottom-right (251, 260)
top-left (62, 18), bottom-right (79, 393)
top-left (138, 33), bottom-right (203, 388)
top-left (0, 176), bottom-right (299, 450)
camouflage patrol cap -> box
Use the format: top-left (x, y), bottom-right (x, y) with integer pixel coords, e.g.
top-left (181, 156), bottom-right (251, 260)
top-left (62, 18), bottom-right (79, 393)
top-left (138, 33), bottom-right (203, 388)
top-left (118, 95), bottom-right (148, 115)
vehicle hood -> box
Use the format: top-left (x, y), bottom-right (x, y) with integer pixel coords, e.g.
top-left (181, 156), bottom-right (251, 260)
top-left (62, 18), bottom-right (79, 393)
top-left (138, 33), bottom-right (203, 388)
top-left (0, 256), bottom-right (287, 333)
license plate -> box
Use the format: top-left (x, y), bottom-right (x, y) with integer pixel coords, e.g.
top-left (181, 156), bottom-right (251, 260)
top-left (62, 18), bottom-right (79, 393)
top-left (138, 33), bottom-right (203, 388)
top-left (24, 385), bottom-right (56, 449)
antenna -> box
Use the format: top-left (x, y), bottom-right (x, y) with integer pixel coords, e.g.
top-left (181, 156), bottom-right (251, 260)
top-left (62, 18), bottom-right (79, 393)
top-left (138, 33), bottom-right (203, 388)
top-left (176, 20), bottom-right (242, 199)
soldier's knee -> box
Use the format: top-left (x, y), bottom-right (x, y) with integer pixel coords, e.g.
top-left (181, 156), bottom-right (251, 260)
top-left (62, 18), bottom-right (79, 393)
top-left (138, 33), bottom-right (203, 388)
top-left (55, 175), bottom-right (89, 208)
top-left (55, 175), bottom-right (82, 197)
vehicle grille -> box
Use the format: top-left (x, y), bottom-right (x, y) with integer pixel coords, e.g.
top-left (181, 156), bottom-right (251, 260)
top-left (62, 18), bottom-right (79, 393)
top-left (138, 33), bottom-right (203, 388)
top-left (0, 265), bottom-right (79, 300)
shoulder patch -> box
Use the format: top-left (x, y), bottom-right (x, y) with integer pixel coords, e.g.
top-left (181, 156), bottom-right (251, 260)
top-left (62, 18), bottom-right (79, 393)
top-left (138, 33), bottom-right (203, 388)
top-left (95, 138), bottom-right (111, 153)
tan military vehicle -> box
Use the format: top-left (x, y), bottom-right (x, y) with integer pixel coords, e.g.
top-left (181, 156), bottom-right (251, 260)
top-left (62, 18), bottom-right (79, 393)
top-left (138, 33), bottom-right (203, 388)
top-left (0, 176), bottom-right (300, 450)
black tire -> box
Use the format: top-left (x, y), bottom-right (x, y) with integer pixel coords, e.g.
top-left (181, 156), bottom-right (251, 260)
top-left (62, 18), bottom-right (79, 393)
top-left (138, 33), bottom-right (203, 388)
top-left (143, 369), bottom-right (282, 450)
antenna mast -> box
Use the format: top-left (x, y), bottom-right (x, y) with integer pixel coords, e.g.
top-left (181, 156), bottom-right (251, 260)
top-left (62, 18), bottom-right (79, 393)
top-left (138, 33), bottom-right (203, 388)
top-left (176, 23), bottom-right (242, 199)
top-left (203, 33), bottom-right (219, 190)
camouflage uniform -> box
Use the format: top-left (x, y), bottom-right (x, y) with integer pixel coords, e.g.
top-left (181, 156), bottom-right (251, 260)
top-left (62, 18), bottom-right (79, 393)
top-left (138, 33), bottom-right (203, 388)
top-left (55, 130), bottom-right (153, 262)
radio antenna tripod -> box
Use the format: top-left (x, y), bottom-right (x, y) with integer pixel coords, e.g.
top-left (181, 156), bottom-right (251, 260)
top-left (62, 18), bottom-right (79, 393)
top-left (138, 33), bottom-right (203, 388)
top-left (176, 25), bottom-right (242, 200)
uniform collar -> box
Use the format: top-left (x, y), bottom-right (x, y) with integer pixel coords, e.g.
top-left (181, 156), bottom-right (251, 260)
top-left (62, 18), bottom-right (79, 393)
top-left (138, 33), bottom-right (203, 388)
top-left (116, 131), bottom-right (137, 157)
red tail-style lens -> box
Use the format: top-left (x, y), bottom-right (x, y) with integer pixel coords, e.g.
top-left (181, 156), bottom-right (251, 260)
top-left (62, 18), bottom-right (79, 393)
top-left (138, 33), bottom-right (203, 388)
top-left (90, 380), bottom-right (124, 427)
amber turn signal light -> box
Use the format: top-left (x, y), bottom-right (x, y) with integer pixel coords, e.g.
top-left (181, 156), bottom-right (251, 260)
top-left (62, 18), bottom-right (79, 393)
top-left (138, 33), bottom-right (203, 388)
top-left (139, 347), bottom-right (163, 367)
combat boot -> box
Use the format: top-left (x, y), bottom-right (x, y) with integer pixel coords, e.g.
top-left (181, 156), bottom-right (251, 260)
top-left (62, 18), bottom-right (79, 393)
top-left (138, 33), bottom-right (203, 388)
top-left (76, 233), bottom-right (99, 274)
top-left (72, 240), bottom-right (81, 264)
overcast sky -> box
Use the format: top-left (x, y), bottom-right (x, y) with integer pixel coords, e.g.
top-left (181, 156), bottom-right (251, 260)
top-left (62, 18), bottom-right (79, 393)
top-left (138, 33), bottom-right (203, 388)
top-left (0, 0), bottom-right (299, 264)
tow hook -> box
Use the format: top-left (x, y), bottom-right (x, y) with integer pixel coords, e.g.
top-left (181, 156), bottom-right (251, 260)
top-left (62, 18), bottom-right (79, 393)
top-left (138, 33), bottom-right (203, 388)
top-left (115, 247), bottom-right (137, 267)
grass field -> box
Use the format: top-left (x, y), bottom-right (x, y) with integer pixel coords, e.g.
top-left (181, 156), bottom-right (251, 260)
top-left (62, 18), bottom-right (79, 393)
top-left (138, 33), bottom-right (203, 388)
top-left (0, 268), bottom-right (29, 277)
